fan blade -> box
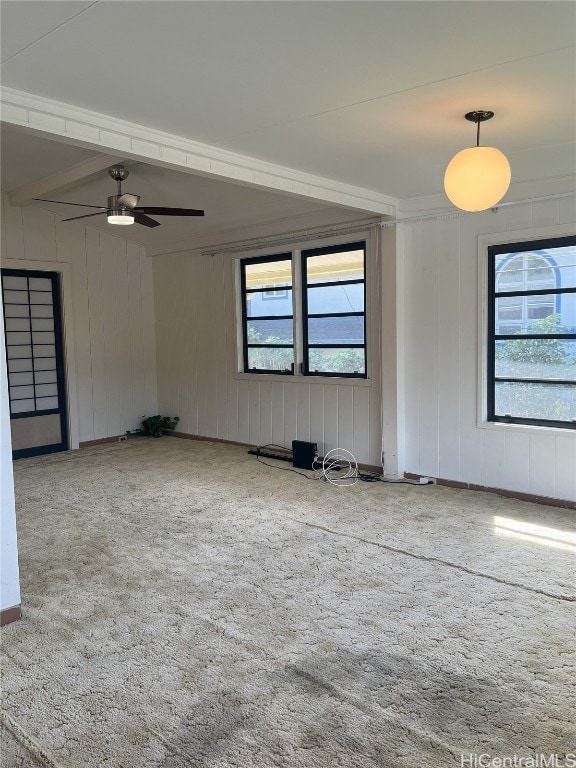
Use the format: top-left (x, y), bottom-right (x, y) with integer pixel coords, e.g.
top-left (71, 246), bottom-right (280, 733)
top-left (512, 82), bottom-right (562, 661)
top-left (134, 213), bottom-right (160, 228)
top-left (135, 207), bottom-right (204, 217)
top-left (61, 212), bottom-right (107, 222)
top-left (34, 198), bottom-right (106, 209)
top-left (116, 193), bottom-right (140, 209)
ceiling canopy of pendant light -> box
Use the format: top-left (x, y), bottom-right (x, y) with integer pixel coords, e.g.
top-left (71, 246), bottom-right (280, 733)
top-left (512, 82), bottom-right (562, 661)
top-left (444, 110), bottom-right (511, 212)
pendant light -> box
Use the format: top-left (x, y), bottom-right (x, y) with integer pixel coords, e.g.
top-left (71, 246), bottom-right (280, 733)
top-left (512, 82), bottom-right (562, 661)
top-left (444, 110), bottom-right (511, 212)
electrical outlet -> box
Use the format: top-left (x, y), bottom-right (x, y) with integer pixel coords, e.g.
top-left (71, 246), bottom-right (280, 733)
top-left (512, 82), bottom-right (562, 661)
top-left (118, 435), bottom-right (128, 442)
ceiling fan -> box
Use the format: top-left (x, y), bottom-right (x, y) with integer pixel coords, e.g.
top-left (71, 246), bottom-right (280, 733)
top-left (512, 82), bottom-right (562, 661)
top-left (34, 166), bottom-right (205, 228)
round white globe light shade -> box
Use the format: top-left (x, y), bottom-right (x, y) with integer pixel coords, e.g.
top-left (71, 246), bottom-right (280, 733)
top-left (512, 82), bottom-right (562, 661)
top-left (444, 146), bottom-right (511, 212)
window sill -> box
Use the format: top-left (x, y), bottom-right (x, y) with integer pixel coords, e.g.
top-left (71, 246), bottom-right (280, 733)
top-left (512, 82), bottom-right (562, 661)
top-left (235, 372), bottom-right (372, 387)
top-left (477, 419), bottom-right (576, 435)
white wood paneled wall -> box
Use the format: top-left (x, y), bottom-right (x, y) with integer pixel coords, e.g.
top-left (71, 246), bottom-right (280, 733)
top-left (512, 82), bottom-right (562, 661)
top-left (400, 197), bottom-right (576, 501)
top-left (1, 196), bottom-right (157, 442)
top-left (153, 245), bottom-right (382, 466)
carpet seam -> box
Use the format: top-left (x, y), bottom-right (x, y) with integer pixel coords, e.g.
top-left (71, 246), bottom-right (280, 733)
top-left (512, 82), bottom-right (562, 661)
top-left (163, 612), bottom-right (463, 761)
top-left (289, 518), bottom-right (575, 603)
top-left (285, 664), bottom-right (464, 761)
top-left (1, 711), bottom-right (62, 768)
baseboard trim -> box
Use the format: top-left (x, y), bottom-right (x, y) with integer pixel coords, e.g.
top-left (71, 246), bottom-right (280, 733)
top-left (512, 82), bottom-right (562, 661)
top-left (167, 431), bottom-right (249, 448)
top-left (360, 463), bottom-right (384, 474)
top-left (404, 473), bottom-right (575, 510)
top-left (0, 605), bottom-right (22, 626)
top-left (167, 431), bottom-right (382, 473)
top-left (79, 436), bottom-right (122, 448)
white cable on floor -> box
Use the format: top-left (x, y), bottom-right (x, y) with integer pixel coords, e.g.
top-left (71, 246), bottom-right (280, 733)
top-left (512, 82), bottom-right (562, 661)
top-left (315, 447), bottom-right (359, 486)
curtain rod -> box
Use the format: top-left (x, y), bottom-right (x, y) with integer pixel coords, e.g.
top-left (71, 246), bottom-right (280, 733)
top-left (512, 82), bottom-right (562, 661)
top-left (202, 221), bottom-right (378, 256)
top-left (380, 191), bottom-right (575, 229)
top-left (198, 191), bottom-right (574, 256)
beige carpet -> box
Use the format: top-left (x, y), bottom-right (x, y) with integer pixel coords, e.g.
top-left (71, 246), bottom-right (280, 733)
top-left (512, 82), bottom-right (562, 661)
top-left (1, 437), bottom-right (575, 768)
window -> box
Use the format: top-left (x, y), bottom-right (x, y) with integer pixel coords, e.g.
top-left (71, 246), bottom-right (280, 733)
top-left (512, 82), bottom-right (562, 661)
top-left (239, 241), bottom-right (367, 378)
top-left (302, 242), bottom-right (366, 377)
top-left (241, 254), bottom-right (294, 374)
top-left (488, 235), bottom-right (576, 428)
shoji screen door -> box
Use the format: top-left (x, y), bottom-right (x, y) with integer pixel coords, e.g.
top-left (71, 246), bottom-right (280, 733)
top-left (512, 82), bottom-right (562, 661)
top-left (2, 269), bottom-right (68, 458)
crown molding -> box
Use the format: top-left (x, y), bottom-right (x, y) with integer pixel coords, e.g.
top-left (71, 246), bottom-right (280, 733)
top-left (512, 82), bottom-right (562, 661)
top-left (1, 87), bottom-right (396, 217)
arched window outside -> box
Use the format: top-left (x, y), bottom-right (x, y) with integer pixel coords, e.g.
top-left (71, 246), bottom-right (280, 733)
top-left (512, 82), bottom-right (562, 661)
top-left (495, 253), bottom-right (557, 334)
top-left (488, 236), bottom-right (576, 429)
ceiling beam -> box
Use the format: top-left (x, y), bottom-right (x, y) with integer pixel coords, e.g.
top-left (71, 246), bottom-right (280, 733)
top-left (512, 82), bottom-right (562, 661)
top-left (1, 87), bottom-right (397, 217)
top-left (9, 152), bottom-right (124, 207)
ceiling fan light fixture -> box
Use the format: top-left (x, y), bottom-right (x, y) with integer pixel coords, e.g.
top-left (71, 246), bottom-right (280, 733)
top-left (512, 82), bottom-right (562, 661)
top-left (37, 166), bottom-right (204, 228)
top-left (444, 110), bottom-right (511, 212)
top-left (107, 209), bottom-right (135, 225)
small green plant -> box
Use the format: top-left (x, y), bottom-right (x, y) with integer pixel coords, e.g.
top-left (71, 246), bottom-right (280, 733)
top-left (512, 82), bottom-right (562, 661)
top-left (140, 415), bottom-right (180, 438)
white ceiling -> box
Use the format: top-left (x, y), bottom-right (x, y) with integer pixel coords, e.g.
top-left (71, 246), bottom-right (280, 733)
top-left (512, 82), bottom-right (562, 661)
top-left (1, 1), bottom-right (575, 242)
top-left (0, 126), bottom-right (100, 188)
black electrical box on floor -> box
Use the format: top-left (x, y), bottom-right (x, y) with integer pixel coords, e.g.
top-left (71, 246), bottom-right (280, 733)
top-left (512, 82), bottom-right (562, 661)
top-left (292, 440), bottom-right (317, 470)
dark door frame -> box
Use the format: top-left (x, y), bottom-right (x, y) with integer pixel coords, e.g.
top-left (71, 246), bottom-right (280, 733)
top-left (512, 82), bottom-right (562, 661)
top-left (2, 268), bottom-right (69, 459)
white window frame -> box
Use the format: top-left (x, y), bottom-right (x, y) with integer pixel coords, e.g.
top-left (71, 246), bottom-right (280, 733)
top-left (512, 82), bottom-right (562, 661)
top-left (477, 223), bottom-right (576, 434)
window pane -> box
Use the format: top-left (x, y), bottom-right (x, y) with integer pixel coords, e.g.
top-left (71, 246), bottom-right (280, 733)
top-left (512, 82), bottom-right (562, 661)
top-left (495, 339), bottom-right (576, 380)
top-left (528, 299), bottom-right (555, 321)
top-left (10, 385), bottom-right (34, 400)
top-left (8, 358), bottom-right (32, 373)
top-left (6, 331), bottom-right (31, 346)
top-left (3, 290), bottom-right (28, 304)
top-left (3, 304), bottom-right (30, 318)
top-left (495, 382), bottom-right (576, 422)
top-left (306, 249), bottom-right (364, 284)
top-left (34, 370), bottom-right (57, 385)
top-left (246, 289), bottom-right (293, 318)
top-left (246, 318), bottom-right (293, 344)
top-left (28, 277), bottom-right (52, 291)
top-left (2, 276), bottom-right (27, 290)
top-left (10, 399), bottom-right (35, 414)
top-left (9, 372), bottom-right (34, 386)
top-left (308, 316), bottom-right (364, 344)
top-left (495, 301), bottom-right (574, 335)
top-left (34, 357), bottom-right (56, 371)
top-left (247, 346), bottom-right (293, 372)
top-left (31, 318), bottom-right (54, 332)
top-left (7, 345), bottom-right (32, 359)
top-left (495, 245), bottom-right (576, 291)
top-left (5, 317), bottom-right (30, 332)
top-left (31, 304), bottom-right (53, 318)
top-left (308, 347), bottom-right (365, 375)
top-left (496, 297), bottom-right (522, 323)
top-left (36, 396), bottom-right (59, 410)
top-left (496, 254), bottom-right (556, 292)
top-left (32, 331), bottom-right (55, 345)
top-left (35, 383), bottom-right (58, 398)
top-left (307, 283), bottom-right (364, 314)
top-left (29, 291), bottom-right (53, 305)
top-left (244, 259), bottom-right (291, 291)
top-left (33, 344), bottom-right (56, 358)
